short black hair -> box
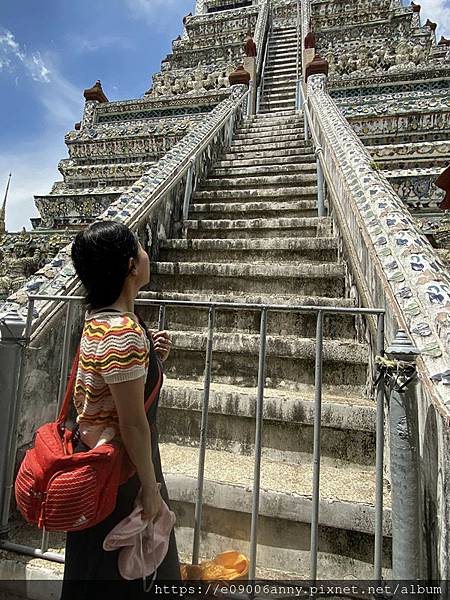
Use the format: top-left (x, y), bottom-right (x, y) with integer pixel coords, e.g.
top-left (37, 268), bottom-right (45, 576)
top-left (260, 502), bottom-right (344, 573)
top-left (71, 220), bottom-right (139, 311)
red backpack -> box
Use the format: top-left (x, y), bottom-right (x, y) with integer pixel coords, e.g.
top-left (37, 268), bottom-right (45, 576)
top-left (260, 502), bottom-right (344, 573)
top-left (14, 341), bottom-right (162, 532)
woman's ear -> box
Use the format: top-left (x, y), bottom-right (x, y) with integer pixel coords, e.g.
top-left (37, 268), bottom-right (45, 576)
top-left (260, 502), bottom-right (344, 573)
top-left (128, 257), bottom-right (137, 274)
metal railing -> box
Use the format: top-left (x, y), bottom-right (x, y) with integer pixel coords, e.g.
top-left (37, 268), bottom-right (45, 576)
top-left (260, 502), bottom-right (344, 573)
top-left (296, 0), bottom-right (302, 112)
top-left (1, 292), bottom-right (387, 589)
top-left (256, 9), bottom-right (272, 113)
top-left (128, 86), bottom-right (251, 232)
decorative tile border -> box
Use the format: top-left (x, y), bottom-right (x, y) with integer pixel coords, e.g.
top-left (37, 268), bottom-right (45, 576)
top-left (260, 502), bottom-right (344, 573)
top-left (308, 74), bottom-right (450, 409)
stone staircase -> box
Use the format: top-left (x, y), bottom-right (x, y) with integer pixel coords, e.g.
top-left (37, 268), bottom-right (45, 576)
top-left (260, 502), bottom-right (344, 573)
top-left (260, 26), bottom-right (298, 114)
top-left (140, 72), bottom-right (392, 576)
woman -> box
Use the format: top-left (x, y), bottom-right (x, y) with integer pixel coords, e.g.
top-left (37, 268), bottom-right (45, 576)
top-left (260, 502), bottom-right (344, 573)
top-left (60, 220), bottom-right (181, 599)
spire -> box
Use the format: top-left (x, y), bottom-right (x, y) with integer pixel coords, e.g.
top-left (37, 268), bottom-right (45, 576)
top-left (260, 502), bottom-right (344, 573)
top-left (0, 173), bottom-right (11, 235)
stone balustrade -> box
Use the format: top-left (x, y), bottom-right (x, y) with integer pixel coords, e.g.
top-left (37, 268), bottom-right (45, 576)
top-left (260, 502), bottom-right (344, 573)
top-left (307, 73), bottom-right (450, 579)
top-left (0, 85), bottom-right (249, 337)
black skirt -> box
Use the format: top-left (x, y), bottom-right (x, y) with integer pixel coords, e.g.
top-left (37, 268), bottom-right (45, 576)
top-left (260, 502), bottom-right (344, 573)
top-left (60, 313), bottom-right (181, 599)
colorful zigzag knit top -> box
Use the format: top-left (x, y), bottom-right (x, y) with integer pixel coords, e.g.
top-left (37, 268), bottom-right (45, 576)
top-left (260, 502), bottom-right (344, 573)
top-left (73, 309), bottom-right (150, 449)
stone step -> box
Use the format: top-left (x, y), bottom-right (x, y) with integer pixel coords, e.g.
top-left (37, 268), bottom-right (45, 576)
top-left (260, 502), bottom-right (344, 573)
top-left (271, 32), bottom-right (298, 42)
top-left (162, 447), bottom-right (392, 578)
top-left (217, 154), bottom-right (315, 168)
top-left (268, 47), bottom-right (298, 57)
top-left (262, 91), bottom-right (297, 101)
top-left (200, 173), bottom-right (317, 189)
top-left (265, 63), bottom-right (297, 72)
top-left (211, 163), bottom-right (315, 177)
top-left (262, 82), bottom-right (297, 94)
top-left (265, 67), bottom-right (297, 77)
top-left (233, 126), bottom-right (301, 140)
top-left (157, 378), bottom-right (376, 465)
top-left (267, 56), bottom-right (297, 67)
top-left (193, 186), bottom-right (317, 201)
top-left (189, 199), bottom-right (318, 220)
top-left (260, 99), bottom-right (297, 110)
top-left (139, 289), bottom-right (357, 339)
top-left (247, 110), bottom-right (299, 121)
top-left (159, 235), bottom-right (336, 264)
top-left (241, 118), bottom-right (303, 131)
top-left (239, 119), bottom-right (301, 133)
top-left (150, 256), bottom-right (344, 295)
top-left (255, 108), bottom-right (298, 118)
top-left (231, 133), bottom-right (307, 147)
top-left (229, 138), bottom-right (308, 153)
top-left (264, 72), bottom-right (299, 83)
top-left (158, 328), bottom-right (368, 391)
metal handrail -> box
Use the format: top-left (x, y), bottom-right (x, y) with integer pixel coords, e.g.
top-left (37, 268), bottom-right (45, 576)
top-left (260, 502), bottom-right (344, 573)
top-left (298, 79), bottom-right (386, 583)
top-left (128, 87), bottom-right (250, 232)
top-left (256, 9), bottom-right (271, 113)
top-left (296, 0), bottom-right (301, 110)
top-left (1, 291), bottom-right (386, 593)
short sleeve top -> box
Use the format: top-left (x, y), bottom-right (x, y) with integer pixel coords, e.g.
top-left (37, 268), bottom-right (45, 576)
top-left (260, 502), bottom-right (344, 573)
top-left (73, 309), bottom-right (150, 448)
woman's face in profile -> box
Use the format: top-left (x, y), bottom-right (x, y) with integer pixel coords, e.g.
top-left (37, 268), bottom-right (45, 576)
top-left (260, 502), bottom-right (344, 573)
top-left (135, 241), bottom-right (150, 287)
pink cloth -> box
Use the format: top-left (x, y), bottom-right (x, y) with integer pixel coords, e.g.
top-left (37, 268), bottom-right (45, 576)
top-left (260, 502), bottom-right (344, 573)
top-left (103, 483), bottom-right (176, 587)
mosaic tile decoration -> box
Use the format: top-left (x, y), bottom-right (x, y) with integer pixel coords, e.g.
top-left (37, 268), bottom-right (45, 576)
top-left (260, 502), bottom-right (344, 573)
top-left (308, 73), bottom-right (450, 408)
top-left (0, 85), bottom-right (249, 327)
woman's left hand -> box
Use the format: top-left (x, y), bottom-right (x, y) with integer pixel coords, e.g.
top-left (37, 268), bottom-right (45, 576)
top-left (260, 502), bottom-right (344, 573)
top-left (152, 330), bottom-right (172, 362)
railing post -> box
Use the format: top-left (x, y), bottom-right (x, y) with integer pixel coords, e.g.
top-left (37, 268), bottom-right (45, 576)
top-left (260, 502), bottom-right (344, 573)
top-left (192, 305), bottom-right (216, 565)
top-left (304, 99), bottom-right (310, 142)
top-left (374, 313), bottom-right (385, 583)
top-left (296, 0), bottom-right (301, 111)
top-left (182, 162), bottom-right (195, 221)
top-left (310, 310), bottom-right (324, 585)
top-left (385, 330), bottom-right (421, 580)
top-left (248, 307), bottom-right (268, 583)
top-left (0, 307), bottom-right (29, 537)
top-left (315, 149), bottom-right (325, 217)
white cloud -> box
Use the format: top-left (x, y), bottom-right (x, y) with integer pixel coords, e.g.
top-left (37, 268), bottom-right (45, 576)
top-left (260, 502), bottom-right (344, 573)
top-left (0, 28), bottom-right (51, 83)
top-left (0, 135), bottom-right (67, 232)
top-left (0, 29), bottom-right (85, 231)
top-left (125, 0), bottom-right (194, 28)
top-left (0, 27), bottom-right (83, 127)
top-left (413, 0), bottom-right (450, 37)
top-left (67, 33), bottom-right (133, 54)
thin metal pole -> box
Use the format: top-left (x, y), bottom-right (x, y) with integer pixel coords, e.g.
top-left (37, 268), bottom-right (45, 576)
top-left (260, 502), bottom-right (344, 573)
top-left (40, 300), bottom-right (75, 554)
top-left (55, 300), bottom-right (74, 415)
top-left (248, 307), bottom-right (268, 582)
top-left (387, 334), bottom-right (420, 580)
top-left (0, 540), bottom-right (64, 564)
top-left (316, 155), bottom-right (325, 217)
top-left (374, 312), bottom-right (385, 583)
top-left (0, 303), bottom-right (32, 535)
top-left (158, 305), bottom-right (166, 331)
top-left (192, 305), bottom-right (215, 565)
top-left (182, 165), bottom-right (194, 221)
top-left (304, 100), bottom-right (310, 141)
top-left (310, 310), bottom-right (324, 583)
top-left (296, 0), bottom-right (301, 111)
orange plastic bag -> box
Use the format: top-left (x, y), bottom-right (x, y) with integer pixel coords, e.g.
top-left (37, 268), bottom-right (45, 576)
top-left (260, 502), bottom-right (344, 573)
top-left (181, 550), bottom-right (249, 581)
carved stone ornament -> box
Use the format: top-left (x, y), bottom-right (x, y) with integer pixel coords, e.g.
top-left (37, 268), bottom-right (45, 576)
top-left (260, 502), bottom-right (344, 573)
top-left (83, 80), bottom-right (109, 103)
top-left (244, 34), bottom-right (257, 57)
top-left (228, 64), bottom-right (251, 86)
top-left (304, 31), bottom-right (315, 50)
top-left (305, 54), bottom-right (329, 81)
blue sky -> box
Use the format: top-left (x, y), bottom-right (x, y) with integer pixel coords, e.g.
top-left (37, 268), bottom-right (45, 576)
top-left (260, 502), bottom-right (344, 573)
top-left (0, 0), bottom-right (195, 231)
top-left (0, 0), bottom-right (449, 232)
